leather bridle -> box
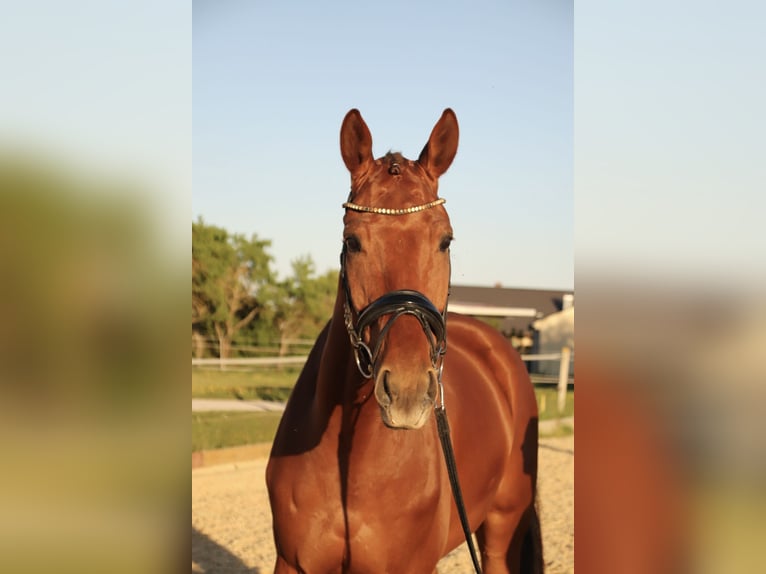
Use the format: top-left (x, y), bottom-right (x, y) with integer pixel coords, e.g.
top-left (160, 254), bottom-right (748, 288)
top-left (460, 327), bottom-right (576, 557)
top-left (340, 248), bottom-right (448, 390)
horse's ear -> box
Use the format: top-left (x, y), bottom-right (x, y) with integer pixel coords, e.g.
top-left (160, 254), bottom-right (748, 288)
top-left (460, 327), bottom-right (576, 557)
top-left (418, 108), bottom-right (459, 179)
top-left (340, 109), bottom-right (374, 177)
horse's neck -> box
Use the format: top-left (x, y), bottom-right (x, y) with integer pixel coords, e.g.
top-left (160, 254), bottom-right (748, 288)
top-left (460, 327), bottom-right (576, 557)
top-left (312, 289), bottom-right (368, 414)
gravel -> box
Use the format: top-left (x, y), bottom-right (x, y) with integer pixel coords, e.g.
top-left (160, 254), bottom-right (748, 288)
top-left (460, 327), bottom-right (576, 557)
top-left (192, 434), bottom-right (573, 573)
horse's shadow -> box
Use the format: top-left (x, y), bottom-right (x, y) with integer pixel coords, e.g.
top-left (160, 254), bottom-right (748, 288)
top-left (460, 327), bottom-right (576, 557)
top-left (192, 526), bottom-right (261, 574)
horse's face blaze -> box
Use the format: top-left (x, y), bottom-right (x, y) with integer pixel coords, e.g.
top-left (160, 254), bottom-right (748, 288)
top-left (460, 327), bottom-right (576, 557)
top-left (339, 109), bottom-right (459, 429)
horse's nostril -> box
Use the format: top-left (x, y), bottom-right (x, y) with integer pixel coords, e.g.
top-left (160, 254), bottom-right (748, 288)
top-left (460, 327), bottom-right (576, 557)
top-left (383, 372), bottom-right (396, 399)
top-left (426, 370), bottom-right (438, 402)
top-left (375, 370), bottom-right (393, 407)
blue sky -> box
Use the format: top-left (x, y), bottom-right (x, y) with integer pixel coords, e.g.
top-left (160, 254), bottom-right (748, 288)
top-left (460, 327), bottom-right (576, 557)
top-left (193, 0), bottom-right (573, 290)
top-left (575, 1), bottom-right (765, 287)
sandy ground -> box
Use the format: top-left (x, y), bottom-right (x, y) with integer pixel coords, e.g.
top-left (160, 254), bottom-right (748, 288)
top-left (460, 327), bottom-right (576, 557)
top-left (192, 434), bottom-right (573, 573)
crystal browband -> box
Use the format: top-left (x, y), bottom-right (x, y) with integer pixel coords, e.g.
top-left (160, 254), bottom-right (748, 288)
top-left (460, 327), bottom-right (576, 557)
top-left (342, 197), bottom-right (446, 215)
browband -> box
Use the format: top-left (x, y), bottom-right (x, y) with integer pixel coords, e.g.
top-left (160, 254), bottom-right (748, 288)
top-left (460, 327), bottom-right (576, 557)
top-left (342, 198), bottom-right (446, 215)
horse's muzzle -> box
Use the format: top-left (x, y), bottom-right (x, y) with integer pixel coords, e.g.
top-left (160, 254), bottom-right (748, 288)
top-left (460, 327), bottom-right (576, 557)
top-left (374, 368), bottom-right (438, 429)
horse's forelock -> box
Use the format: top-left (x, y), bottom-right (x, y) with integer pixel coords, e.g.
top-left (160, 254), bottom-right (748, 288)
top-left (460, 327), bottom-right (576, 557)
top-left (382, 151), bottom-right (406, 175)
top-left (347, 151), bottom-right (438, 207)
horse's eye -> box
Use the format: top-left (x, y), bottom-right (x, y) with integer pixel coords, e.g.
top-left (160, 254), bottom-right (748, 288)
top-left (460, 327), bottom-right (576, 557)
top-left (439, 235), bottom-right (453, 252)
top-left (344, 235), bottom-right (362, 253)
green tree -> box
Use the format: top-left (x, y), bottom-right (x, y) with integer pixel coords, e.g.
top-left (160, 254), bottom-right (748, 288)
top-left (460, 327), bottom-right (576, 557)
top-left (271, 256), bottom-right (338, 356)
top-left (192, 218), bottom-right (274, 360)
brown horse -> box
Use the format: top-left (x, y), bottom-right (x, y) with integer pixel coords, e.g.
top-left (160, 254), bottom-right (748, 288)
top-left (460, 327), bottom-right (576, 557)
top-left (267, 109), bottom-right (542, 573)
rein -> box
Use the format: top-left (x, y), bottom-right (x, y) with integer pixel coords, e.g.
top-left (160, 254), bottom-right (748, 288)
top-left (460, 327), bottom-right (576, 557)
top-left (341, 197), bottom-right (483, 574)
top-left (436, 407), bottom-right (483, 574)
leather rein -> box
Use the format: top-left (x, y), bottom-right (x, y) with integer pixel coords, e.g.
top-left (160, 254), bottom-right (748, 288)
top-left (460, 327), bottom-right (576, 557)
top-left (340, 198), bottom-right (483, 574)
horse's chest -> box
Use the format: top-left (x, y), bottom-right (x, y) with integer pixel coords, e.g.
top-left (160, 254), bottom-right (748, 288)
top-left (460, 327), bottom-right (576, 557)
top-left (271, 448), bottom-right (450, 572)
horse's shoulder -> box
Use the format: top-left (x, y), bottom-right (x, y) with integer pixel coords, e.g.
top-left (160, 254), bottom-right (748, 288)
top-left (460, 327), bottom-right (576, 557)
top-left (445, 312), bottom-right (531, 394)
top-left (269, 320), bottom-right (334, 458)
top-left (447, 312), bottom-right (516, 354)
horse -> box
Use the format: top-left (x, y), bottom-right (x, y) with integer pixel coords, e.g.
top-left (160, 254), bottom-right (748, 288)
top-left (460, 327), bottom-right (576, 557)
top-left (266, 109), bottom-right (542, 574)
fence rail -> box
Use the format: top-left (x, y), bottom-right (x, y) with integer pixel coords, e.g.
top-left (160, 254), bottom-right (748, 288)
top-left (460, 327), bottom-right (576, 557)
top-left (192, 348), bottom-right (574, 414)
top-left (520, 352), bottom-right (566, 362)
top-left (191, 352), bottom-right (572, 367)
top-left (192, 356), bottom-right (308, 366)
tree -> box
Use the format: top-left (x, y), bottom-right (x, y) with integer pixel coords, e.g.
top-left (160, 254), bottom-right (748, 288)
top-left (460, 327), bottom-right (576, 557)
top-left (192, 218), bottom-right (274, 360)
top-left (271, 256), bottom-right (338, 356)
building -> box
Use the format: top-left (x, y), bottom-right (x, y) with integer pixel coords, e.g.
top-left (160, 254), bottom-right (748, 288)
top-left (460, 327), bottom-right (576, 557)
top-left (449, 285), bottom-right (574, 375)
top-left (532, 305), bottom-right (574, 377)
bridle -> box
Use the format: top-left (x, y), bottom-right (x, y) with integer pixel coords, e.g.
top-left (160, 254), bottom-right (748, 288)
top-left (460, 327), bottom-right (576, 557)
top-left (340, 248), bottom-right (448, 389)
top-left (340, 195), bottom-right (483, 574)
top-left (340, 195), bottom-right (450, 391)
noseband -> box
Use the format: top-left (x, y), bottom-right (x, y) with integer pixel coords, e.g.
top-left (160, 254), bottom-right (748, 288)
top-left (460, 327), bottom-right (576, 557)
top-left (340, 197), bottom-right (449, 384)
top-left (340, 250), bottom-right (448, 383)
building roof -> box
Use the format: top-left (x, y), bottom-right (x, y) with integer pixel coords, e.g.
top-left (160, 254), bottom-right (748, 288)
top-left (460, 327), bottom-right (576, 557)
top-left (449, 284), bottom-right (573, 334)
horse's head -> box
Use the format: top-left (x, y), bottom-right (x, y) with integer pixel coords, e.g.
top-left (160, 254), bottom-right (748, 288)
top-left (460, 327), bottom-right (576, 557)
top-left (339, 108), bottom-right (458, 430)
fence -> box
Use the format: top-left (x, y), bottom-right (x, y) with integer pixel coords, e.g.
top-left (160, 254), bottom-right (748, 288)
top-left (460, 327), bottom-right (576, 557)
top-left (192, 347), bottom-right (574, 415)
top-left (530, 347), bottom-right (573, 416)
top-left (192, 356), bottom-right (308, 367)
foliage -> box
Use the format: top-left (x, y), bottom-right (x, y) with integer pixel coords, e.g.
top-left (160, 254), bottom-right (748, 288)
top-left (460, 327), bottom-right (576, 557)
top-left (192, 218), bottom-right (275, 358)
top-left (270, 256), bottom-right (338, 355)
top-left (192, 219), bottom-right (339, 359)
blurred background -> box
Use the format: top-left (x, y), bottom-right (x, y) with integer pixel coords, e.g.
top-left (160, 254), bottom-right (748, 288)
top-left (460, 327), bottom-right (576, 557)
top-left (576, 1), bottom-right (766, 572)
top-left (0, 2), bottom-right (189, 573)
